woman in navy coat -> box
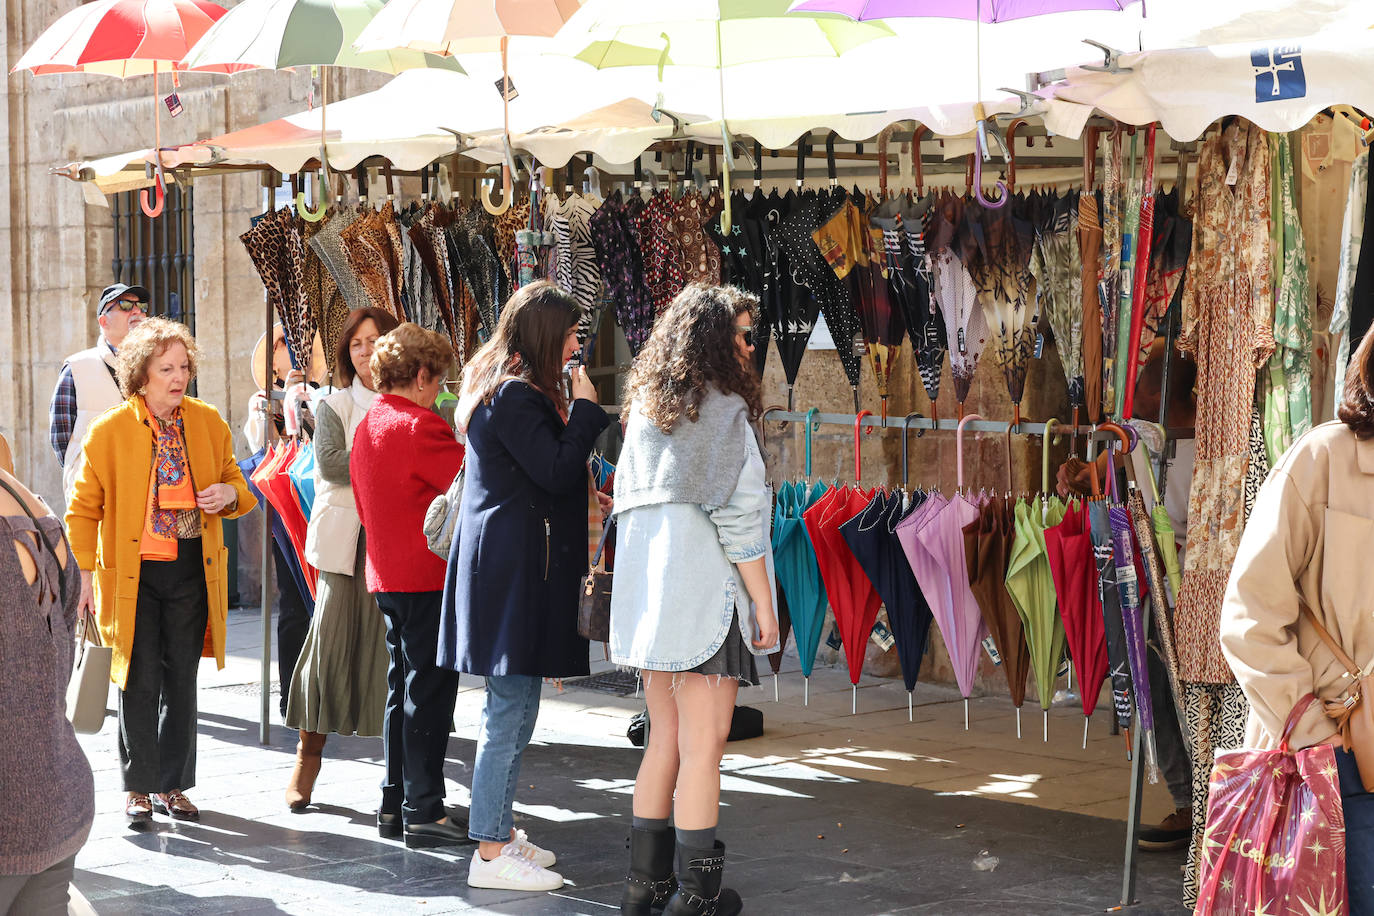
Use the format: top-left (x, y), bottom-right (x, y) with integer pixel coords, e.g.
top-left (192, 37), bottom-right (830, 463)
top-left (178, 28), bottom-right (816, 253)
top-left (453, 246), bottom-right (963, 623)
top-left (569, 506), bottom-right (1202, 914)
top-left (440, 282), bottom-right (609, 892)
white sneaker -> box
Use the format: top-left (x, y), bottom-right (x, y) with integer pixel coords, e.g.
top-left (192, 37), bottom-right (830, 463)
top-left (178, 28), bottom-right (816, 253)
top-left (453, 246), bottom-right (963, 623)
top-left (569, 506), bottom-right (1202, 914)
top-left (510, 828), bottom-right (557, 868)
top-left (468, 844), bottom-right (564, 891)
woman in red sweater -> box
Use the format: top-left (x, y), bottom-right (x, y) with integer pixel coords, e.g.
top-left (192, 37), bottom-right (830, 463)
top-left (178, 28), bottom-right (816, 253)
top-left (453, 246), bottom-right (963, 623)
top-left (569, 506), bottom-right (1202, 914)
top-left (350, 323), bottom-right (466, 848)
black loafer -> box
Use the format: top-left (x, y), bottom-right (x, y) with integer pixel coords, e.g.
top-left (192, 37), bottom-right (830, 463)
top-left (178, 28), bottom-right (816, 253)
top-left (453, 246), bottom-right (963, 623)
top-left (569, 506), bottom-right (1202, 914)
top-left (404, 816), bottom-right (476, 849)
top-left (378, 811), bottom-right (403, 839)
top-left (380, 806), bottom-right (469, 840)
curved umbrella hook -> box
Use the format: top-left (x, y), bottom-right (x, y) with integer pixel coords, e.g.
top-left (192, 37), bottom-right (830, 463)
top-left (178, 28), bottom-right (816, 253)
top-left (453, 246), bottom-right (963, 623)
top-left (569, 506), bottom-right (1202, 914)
top-left (1004, 118), bottom-right (1028, 193)
top-left (140, 62), bottom-right (166, 218)
top-left (911, 123), bottom-right (929, 197)
top-left (483, 37), bottom-right (515, 216)
top-left (900, 412), bottom-right (926, 490)
top-left (760, 405), bottom-right (788, 455)
top-left (854, 410), bottom-right (874, 483)
top-left (877, 125), bottom-right (895, 198)
top-left (956, 413), bottom-right (984, 491)
top-left (971, 102), bottom-right (1008, 209)
top-left (804, 407), bottom-right (819, 479)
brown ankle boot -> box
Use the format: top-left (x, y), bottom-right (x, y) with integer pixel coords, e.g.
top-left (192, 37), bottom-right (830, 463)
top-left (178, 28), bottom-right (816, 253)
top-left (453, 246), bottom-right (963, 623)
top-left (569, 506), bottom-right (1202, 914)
top-left (285, 730), bottom-right (327, 811)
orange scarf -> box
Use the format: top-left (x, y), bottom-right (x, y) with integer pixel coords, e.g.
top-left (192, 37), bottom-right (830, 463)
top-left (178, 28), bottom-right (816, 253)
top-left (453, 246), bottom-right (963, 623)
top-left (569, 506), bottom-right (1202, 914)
top-left (140, 400), bottom-right (196, 561)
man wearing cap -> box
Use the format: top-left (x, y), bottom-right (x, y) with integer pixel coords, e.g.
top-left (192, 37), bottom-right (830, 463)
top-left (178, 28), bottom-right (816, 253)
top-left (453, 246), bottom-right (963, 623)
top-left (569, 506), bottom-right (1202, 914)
top-left (49, 283), bottom-right (148, 502)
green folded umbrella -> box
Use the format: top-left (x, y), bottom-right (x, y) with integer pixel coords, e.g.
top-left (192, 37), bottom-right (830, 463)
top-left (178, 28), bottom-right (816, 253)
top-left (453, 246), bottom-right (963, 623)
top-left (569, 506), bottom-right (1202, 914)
top-left (1005, 495), bottom-right (1068, 739)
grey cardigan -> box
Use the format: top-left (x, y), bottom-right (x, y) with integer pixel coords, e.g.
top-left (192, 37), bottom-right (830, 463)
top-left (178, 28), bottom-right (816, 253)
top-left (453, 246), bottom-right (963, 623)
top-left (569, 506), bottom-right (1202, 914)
top-left (612, 388), bottom-right (753, 514)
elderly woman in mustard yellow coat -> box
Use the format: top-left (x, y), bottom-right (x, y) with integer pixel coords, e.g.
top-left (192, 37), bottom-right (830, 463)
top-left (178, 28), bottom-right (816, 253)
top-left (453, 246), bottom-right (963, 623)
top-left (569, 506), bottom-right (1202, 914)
top-left (66, 318), bottom-right (255, 825)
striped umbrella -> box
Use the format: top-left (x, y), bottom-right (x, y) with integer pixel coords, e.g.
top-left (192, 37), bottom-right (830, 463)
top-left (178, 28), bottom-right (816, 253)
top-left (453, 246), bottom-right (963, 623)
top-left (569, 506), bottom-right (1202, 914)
top-left (13, 0), bottom-right (242, 217)
top-left (182, 0), bottom-right (464, 74)
top-left (13, 0), bottom-right (238, 77)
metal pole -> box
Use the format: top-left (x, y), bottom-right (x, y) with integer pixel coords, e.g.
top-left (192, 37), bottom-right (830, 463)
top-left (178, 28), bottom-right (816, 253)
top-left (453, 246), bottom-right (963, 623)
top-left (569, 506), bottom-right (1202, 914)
top-left (259, 178), bottom-right (275, 746)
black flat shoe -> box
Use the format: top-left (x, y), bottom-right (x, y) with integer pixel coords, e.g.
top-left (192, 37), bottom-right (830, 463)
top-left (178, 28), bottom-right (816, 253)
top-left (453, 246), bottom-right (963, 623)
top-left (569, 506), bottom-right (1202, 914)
top-left (380, 805), bottom-right (469, 840)
top-left (378, 811), bottom-right (402, 839)
top-left (404, 817), bottom-right (477, 849)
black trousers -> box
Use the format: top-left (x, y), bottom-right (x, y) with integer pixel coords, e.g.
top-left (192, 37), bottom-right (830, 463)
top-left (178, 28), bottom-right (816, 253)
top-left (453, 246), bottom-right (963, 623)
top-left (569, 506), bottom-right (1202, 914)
top-left (274, 541), bottom-right (310, 720)
top-left (118, 541), bottom-right (209, 793)
top-left (375, 591), bottom-right (459, 825)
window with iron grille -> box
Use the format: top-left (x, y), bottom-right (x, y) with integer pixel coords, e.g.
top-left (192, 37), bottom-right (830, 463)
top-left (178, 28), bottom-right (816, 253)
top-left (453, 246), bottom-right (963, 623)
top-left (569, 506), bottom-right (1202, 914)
top-left (111, 183), bottom-right (196, 331)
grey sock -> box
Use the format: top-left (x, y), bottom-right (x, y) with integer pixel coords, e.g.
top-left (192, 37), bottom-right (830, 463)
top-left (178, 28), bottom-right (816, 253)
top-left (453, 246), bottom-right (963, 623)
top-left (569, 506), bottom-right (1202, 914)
top-left (675, 826), bottom-right (716, 850)
top-left (633, 815), bottom-right (670, 832)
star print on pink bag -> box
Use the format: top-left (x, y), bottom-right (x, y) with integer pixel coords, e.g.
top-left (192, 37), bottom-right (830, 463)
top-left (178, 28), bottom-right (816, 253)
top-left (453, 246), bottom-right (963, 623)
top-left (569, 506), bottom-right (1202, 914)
top-left (1195, 694), bottom-right (1346, 916)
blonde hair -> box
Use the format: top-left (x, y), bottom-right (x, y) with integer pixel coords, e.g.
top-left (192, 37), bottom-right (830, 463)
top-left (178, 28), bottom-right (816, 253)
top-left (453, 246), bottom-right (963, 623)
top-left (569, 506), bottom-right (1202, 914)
top-left (116, 317), bottom-right (201, 397)
top-left (370, 322), bottom-right (454, 392)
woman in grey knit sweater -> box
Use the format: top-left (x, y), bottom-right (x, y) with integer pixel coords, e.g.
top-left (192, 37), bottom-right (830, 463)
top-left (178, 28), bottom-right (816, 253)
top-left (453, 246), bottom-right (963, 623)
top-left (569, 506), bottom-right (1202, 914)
top-left (0, 466), bottom-right (93, 914)
top-left (610, 285), bottom-right (779, 916)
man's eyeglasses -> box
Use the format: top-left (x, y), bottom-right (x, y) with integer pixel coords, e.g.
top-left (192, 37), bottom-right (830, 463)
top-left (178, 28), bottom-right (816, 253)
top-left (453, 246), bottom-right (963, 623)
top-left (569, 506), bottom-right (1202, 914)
top-left (736, 326), bottom-right (756, 349)
top-left (102, 298), bottom-right (147, 315)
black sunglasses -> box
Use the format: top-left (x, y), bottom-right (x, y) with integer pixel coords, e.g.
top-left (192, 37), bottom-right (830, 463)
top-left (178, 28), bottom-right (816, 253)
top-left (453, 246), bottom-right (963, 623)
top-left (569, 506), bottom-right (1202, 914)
top-left (737, 326), bottom-right (756, 349)
top-left (102, 298), bottom-right (147, 315)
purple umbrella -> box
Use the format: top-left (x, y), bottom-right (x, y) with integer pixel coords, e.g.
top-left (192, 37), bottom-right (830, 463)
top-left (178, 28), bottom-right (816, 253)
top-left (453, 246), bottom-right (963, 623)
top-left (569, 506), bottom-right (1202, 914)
top-left (788, 0), bottom-right (1140, 23)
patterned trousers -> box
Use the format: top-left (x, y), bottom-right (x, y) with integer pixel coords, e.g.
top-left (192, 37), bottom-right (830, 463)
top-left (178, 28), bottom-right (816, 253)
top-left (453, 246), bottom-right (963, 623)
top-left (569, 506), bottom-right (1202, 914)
top-left (1181, 682), bottom-right (1249, 908)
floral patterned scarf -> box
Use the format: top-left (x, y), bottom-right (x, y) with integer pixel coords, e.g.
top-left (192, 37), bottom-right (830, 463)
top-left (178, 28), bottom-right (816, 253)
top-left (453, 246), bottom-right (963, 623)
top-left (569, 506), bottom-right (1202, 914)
top-left (140, 400), bottom-right (196, 561)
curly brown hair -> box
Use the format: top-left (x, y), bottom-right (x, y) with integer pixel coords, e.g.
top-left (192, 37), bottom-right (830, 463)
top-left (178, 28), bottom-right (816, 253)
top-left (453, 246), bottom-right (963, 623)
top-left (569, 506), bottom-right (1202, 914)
top-left (626, 284), bottom-right (762, 433)
top-left (370, 323), bottom-right (453, 392)
top-left (116, 317), bottom-right (202, 397)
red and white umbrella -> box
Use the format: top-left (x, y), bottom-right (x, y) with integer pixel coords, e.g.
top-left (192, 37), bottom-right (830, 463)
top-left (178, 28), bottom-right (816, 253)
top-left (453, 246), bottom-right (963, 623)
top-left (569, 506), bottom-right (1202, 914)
top-left (13, 0), bottom-right (241, 215)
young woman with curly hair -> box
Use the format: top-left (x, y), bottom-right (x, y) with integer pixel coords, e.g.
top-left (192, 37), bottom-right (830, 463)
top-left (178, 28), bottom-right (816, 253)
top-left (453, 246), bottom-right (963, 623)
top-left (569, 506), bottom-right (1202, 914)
top-left (610, 284), bottom-right (779, 916)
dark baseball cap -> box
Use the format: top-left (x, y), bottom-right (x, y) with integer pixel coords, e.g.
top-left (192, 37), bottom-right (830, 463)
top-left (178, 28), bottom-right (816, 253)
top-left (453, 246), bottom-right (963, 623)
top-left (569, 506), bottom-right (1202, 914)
top-left (97, 283), bottom-right (150, 314)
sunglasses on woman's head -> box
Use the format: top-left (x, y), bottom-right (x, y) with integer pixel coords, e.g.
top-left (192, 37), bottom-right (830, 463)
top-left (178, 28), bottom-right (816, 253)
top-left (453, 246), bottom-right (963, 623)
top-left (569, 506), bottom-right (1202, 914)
top-left (736, 326), bottom-right (756, 349)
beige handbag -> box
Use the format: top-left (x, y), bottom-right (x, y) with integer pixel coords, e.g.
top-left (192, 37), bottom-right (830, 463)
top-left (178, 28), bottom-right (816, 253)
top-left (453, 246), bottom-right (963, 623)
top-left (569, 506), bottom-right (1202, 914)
top-left (66, 607), bottom-right (112, 734)
top-left (1302, 605), bottom-right (1374, 792)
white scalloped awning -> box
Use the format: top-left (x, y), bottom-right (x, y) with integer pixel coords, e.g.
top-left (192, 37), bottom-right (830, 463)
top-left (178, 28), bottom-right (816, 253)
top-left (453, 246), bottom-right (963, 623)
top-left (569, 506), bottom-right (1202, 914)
top-left (1046, 31), bottom-right (1374, 141)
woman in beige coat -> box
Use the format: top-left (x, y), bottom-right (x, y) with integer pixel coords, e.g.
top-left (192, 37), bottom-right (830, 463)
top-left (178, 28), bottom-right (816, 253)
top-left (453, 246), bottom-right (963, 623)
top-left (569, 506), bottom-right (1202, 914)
top-left (1220, 331), bottom-right (1374, 913)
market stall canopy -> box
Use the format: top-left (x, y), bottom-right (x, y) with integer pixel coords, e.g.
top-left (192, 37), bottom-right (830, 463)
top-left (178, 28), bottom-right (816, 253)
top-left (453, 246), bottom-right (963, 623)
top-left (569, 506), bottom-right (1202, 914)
top-left (1043, 30), bottom-right (1374, 141)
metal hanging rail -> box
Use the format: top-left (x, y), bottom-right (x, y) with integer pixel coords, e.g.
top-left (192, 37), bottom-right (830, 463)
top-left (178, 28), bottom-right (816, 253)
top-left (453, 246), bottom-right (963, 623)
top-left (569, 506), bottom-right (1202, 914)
top-left (757, 408), bottom-right (1191, 440)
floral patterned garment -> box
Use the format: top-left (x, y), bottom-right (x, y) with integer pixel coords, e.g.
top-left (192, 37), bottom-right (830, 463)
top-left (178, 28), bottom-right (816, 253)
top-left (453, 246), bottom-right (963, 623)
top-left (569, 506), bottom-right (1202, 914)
top-left (1262, 133), bottom-right (1314, 465)
top-left (669, 190), bottom-right (722, 285)
top-left (590, 195), bottom-right (653, 354)
top-left (637, 191), bottom-right (687, 315)
top-left (1330, 150), bottom-right (1368, 391)
top-left (1175, 121), bottom-right (1274, 685)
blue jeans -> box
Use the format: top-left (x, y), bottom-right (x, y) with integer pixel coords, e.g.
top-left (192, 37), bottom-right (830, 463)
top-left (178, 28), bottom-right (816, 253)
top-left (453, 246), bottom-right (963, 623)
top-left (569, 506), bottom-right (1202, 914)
top-left (1338, 749), bottom-right (1374, 915)
top-left (468, 675), bottom-right (543, 843)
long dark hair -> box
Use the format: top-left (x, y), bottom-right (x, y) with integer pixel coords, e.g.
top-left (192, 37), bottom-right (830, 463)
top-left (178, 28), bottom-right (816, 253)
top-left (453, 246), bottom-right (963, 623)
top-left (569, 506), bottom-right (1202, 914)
top-left (459, 281), bottom-right (579, 424)
top-left (1340, 331), bottom-right (1374, 438)
top-left (626, 284), bottom-right (762, 433)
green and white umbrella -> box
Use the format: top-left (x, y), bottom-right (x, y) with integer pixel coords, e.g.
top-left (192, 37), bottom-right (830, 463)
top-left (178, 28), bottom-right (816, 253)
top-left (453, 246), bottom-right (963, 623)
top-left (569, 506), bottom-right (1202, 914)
top-left (183, 0), bottom-right (462, 216)
top-left (182, 0), bottom-right (464, 74)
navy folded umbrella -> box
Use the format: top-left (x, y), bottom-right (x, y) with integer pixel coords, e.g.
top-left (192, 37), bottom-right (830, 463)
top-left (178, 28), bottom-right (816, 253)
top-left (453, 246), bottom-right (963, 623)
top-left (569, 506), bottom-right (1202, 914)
top-left (840, 488), bottom-right (935, 720)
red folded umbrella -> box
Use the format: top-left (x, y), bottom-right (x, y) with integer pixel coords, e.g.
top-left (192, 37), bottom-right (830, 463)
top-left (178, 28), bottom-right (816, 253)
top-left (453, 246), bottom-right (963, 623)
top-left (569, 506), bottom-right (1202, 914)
top-left (804, 484), bottom-right (882, 712)
top-left (1043, 499), bottom-right (1105, 746)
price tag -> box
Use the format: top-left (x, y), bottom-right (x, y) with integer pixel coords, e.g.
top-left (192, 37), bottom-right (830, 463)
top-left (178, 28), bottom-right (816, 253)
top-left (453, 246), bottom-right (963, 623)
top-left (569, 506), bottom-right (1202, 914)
top-left (981, 635), bottom-right (1003, 666)
top-left (870, 620), bottom-right (895, 652)
top-left (957, 326), bottom-right (967, 354)
top-left (1224, 155), bottom-right (1240, 186)
top-left (494, 76), bottom-right (519, 102)
top-left (164, 92), bottom-right (183, 118)
top-left (825, 624), bottom-right (843, 651)
top-left (1034, 333), bottom-right (1045, 359)
top-left (1056, 656), bottom-right (1071, 679)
